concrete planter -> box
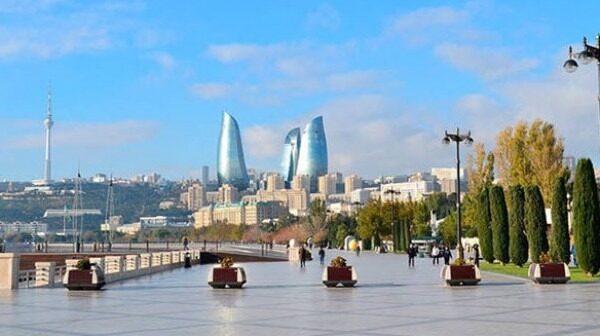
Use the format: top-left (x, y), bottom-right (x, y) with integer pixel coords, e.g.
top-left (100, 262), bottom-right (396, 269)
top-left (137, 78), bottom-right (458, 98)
top-left (441, 264), bottom-right (481, 286)
top-left (208, 267), bottom-right (246, 288)
top-left (63, 265), bottom-right (106, 290)
top-left (528, 263), bottom-right (570, 284)
top-left (322, 266), bottom-right (357, 287)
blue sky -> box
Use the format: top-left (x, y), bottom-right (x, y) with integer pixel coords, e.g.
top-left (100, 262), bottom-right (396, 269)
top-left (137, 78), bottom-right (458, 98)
top-left (1, 0), bottom-right (599, 181)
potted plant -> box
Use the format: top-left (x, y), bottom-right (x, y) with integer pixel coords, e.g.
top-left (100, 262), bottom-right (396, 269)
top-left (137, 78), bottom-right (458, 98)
top-left (208, 256), bottom-right (247, 288)
top-left (322, 256), bottom-right (357, 287)
top-left (528, 252), bottom-right (570, 284)
top-left (63, 258), bottom-right (106, 290)
top-left (440, 257), bottom-right (481, 286)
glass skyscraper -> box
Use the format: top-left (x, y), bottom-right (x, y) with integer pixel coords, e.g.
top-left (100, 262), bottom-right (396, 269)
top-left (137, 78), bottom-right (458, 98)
top-left (296, 116), bottom-right (328, 192)
top-left (281, 127), bottom-right (301, 183)
top-left (217, 112), bottom-right (249, 190)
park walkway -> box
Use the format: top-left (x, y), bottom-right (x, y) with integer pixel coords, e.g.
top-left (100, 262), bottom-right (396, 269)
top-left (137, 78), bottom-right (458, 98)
top-left (1, 251), bottom-right (600, 335)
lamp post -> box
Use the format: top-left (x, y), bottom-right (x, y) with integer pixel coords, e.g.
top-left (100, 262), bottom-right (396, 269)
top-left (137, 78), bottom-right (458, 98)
top-left (442, 128), bottom-right (473, 261)
top-left (564, 34), bottom-right (600, 139)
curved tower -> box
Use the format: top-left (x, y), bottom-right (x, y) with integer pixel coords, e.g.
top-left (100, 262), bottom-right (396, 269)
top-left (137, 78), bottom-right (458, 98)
top-left (296, 116), bottom-right (328, 192)
top-left (281, 127), bottom-right (301, 183)
top-left (217, 112), bottom-right (249, 190)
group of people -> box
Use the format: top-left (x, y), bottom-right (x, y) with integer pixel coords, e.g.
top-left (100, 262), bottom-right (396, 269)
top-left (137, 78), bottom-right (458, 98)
top-left (430, 244), bottom-right (454, 265)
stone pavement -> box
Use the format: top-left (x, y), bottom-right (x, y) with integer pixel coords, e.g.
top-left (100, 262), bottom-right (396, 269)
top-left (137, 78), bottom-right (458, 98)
top-left (1, 251), bottom-right (600, 336)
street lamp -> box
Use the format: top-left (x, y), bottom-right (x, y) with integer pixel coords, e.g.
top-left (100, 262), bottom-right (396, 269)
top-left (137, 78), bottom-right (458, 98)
top-left (564, 35), bottom-right (600, 138)
top-left (442, 128), bottom-right (473, 261)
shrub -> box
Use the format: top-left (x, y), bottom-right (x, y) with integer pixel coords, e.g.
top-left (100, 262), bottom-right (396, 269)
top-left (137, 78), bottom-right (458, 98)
top-left (477, 188), bottom-right (494, 263)
top-left (550, 175), bottom-right (570, 263)
top-left (573, 158), bottom-right (600, 275)
top-left (490, 185), bottom-right (509, 264)
top-left (508, 185), bottom-right (528, 266)
top-left (524, 185), bottom-right (548, 263)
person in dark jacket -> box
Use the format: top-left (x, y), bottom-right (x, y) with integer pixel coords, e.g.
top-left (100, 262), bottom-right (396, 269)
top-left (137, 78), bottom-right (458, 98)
top-left (473, 244), bottom-right (480, 267)
top-left (318, 246), bottom-right (325, 265)
top-left (408, 244), bottom-right (417, 267)
top-left (299, 245), bottom-right (307, 268)
top-left (443, 246), bottom-right (453, 265)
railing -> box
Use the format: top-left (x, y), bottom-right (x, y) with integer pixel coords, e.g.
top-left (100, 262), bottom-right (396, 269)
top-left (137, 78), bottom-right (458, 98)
top-left (17, 249), bottom-right (201, 289)
top-left (18, 269), bottom-right (36, 288)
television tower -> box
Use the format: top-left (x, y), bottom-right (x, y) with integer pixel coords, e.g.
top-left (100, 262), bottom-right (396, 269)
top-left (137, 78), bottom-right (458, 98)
top-left (43, 86), bottom-right (54, 184)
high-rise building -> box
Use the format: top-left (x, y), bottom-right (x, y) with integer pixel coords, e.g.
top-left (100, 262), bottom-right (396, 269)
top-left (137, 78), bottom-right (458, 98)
top-left (318, 173), bottom-right (338, 196)
top-left (344, 175), bottom-right (362, 194)
top-left (296, 116), bottom-right (328, 192)
top-left (43, 87), bottom-right (54, 185)
top-left (218, 184), bottom-right (240, 204)
top-left (292, 174), bottom-right (310, 191)
top-left (201, 166), bottom-right (209, 186)
top-left (266, 174), bottom-right (285, 192)
top-left (281, 127), bottom-right (301, 183)
top-left (217, 112), bottom-right (249, 190)
top-left (187, 182), bottom-right (206, 211)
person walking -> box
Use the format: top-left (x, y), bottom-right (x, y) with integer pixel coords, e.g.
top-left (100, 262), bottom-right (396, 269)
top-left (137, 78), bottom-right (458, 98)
top-left (431, 244), bottom-right (440, 265)
top-left (299, 245), bottom-right (307, 268)
top-left (473, 244), bottom-right (480, 267)
top-left (355, 245), bottom-right (361, 256)
top-left (443, 246), bottom-right (453, 265)
top-left (318, 246), bottom-right (325, 265)
top-left (408, 244), bottom-right (416, 267)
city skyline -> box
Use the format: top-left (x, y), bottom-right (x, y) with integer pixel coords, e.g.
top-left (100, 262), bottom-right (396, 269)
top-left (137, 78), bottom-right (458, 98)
top-left (1, 1), bottom-right (599, 181)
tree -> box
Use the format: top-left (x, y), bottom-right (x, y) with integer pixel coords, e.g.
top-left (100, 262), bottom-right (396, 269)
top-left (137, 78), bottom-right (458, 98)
top-left (489, 185), bottom-right (509, 264)
top-left (438, 209), bottom-right (456, 247)
top-left (508, 185), bottom-right (528, 266)
top-left (573, 158), bottom-right (600, 275)
top-left (550, 175), bottom-right (570, 263)
top-left (335, 225), bottom-right (348, 249)
top-left (494, 119), bottom-right (565, 203)
top-left (477, 188), bottom-right (494, 263)
top-left (524, 185), bottom-right (548, 263)
top-left (356, 199), bottom-right (384, 248)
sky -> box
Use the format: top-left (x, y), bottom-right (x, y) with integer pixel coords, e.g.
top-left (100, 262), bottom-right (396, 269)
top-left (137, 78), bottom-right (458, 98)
top-left (1, 0), bottom-right (600, 181)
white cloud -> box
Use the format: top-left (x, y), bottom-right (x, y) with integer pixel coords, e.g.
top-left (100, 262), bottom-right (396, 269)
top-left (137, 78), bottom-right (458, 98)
top-left (206, 43), bottom-right (290, 64)
top-left (0, 0), bottom-right (66, 13)
top-left (3, 120), bottom-right (159, 149)
top-left (435, 43), bottom-right (539, 81)
top-left (305, 4), bottom-right (340, 30)
top-left (190, 83), bottom-right (233, 100)
top-left (388, 6), bottom-right (468, 33)
top-left (241, 95), bottom-right (452, 177)
top-left (149, 51), bottom-right (176, 70)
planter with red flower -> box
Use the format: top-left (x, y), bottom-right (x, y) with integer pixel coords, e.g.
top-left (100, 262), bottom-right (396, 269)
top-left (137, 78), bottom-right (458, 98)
top-left (528, 253), bottom-right (570, 284)
top-left (322, 256), bottom-right (357, 287)
top-left (208, 257), bottom-right (247, 289)
top-left (63, 258), bottom-right (106, 291)
top-left (440, 257), bottom-right (481, 286)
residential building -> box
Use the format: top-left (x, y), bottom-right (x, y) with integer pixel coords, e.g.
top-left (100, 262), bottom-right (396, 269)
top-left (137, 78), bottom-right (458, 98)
top-left (344, 174), bottom-right (362, 194)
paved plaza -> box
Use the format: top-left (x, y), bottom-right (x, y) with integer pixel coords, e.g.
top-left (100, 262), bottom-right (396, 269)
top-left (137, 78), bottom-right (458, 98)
top-left (1, 251), bottom-right (600, 336)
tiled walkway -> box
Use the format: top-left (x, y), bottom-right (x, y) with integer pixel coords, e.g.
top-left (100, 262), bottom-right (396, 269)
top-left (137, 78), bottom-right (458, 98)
top-left (1, 251), bottom-right (600, 336)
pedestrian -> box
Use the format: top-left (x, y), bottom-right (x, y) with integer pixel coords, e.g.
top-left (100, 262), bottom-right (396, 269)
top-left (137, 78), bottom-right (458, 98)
top-left (571, 245), bottom-right (577, 267)
top-left (355, 244), bottom-right (361, 256)
top-left (318, 246), bottom-right (325, 265)
top-left (299, 245), bottom-right (306, 268)
top-left (183, 237), bottom-right (189, 250)
top-left (408, 244), bottom-right (416, 267)
top-left (473, 244), bottom-right (480, 267)
top-left (431, 244), bottom-right (440, 265)
top-left (443, 246), bottom-right (453, 265)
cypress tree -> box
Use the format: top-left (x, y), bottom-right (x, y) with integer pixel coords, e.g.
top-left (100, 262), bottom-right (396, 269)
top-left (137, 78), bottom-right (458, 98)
top-left (490, 185), bottom-right (509, 264)
top-left (508, 185), bottom-right (528, 266)
top-left (550, 175), bottom-right (570, 263)
top-left (573, 158), bottom-right (600, 275)
top-left (524, 185), bottom-right (549, 263)
top-left (477, 188), bottom-right (494, 263)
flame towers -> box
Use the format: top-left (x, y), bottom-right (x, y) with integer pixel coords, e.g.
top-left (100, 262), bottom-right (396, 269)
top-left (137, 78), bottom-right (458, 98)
top-left (217, 112), bottom-right (249, 190)
top-left (281, 127), bottom-right (301, 183)
top-left (295, 116), bottom-right (328, 192)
